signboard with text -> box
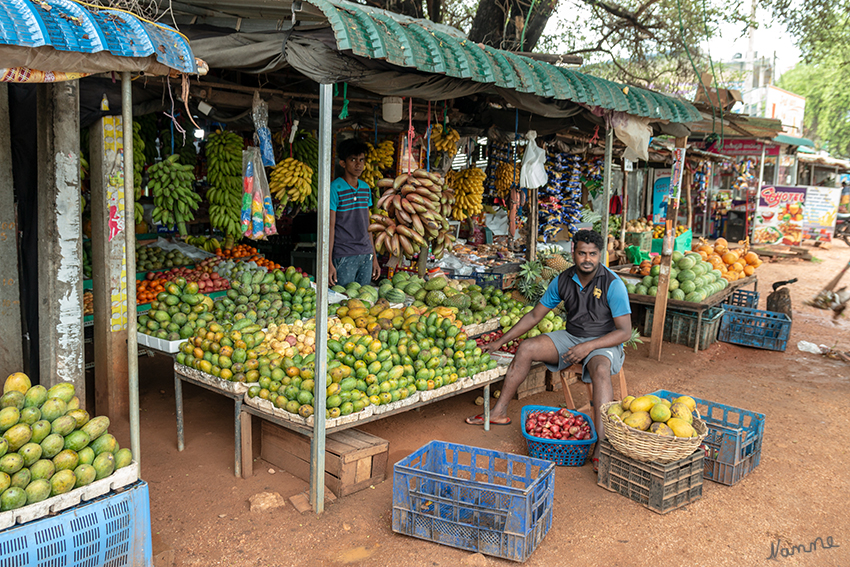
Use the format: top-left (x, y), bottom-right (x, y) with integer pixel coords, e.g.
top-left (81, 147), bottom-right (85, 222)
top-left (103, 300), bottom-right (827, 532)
top-left (652, 170), bottom-right (671, 224)
top-left (801, 186), bottom-right (841, 242)
top-left (715, 139), bottom-right (780, 157)
top-left (754, 185), bottom-right (840, 244)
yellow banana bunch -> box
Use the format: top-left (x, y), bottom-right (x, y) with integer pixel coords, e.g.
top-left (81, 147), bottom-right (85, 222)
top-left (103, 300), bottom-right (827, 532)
top-left (270, 157), bottom-right (313, 204)
top-left (495, 162), bottom-right (520, 198)
top-left (361, 140), bottom-right (396, 190)
top-left (447, 167), bottom-right (486, 221)
top-left (430, 124), bottom-right (460, 156)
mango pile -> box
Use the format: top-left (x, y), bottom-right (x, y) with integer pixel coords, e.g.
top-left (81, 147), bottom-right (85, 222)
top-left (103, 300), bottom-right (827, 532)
top-left (176, 319), bottom-right (268, 382)
top-left (608, 393), bottom-right (699, 438)
top-left (245, 297), bottom-right (497, 420)
top-left (137, 280), bottom-right (215, 342)
top-left (213, 265), bottom-right (316, 327)
top-left (0, 373), bottom-right (132, 512)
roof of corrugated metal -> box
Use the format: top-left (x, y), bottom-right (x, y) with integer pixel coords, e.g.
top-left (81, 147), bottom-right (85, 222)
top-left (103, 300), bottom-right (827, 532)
top-left (310, 0), bottom-right (700, 123)
top-left (0, 0), bottom-right (197, 74)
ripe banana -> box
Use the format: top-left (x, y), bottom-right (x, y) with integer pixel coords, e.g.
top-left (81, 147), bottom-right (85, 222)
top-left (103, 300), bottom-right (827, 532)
top-left (446, 167), bottom-right (485, 221)
top-left (361, 139), bottom-right (395, 195)
top-left (430, 124), bottom-right (460, 157)
top-left (289, 130), bottom-right (319, 211)
top-left (269, 157), bottom-right (313, 205)
top-left (147, 154), bottom-right (200, 236)
top-left (495, 161), bottom-right (520, 198)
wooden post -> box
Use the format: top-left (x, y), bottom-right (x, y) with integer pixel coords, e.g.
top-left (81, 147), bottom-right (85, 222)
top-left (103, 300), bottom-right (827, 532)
top-left (649, 138), bottom-right (687, 361)
top-left (0, 84), bottom-right (23, 378)
top-left (36, 82), bottom-right (85, 396)
top-left (601, 128), bottom-right (613, 265)
top-left (417, 249), bottom-right (427, 279)
top-left (527, 185), bottom-right (538, 261)
top-left (90, 114), bottom-right (130, 419)
top-left (685, 163), bottom-right (693, 231)
top-left (620, 166), bottom-right (629, 247)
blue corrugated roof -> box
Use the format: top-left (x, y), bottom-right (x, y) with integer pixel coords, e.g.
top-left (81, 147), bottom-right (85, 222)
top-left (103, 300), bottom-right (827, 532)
top-left (0, 0), bottom-right (197, 74)
top-left (307, 0), bottom-right (701, 123)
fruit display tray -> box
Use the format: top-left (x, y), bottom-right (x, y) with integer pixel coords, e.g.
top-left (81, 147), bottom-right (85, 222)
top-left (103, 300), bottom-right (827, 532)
top-left (175, 364), bottom-right (253, 395)
top-left (138, 331), bottom-right (185, 353)
top-left (244, 393), bottom-right (375, 428)
top-left (0, 462), bottom-right (139, 531)
top-left (462, 318), bottom-right (501, 337)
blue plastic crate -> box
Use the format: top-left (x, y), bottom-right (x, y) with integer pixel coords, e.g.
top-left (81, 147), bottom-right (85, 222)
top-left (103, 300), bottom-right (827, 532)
top-left (473, 272), bottom-right (504, 289)
top-left (644, 307), bottom-right (725, 351)
top-left (717, 304), bottom-right (791, 352)
top-left (725, 289), bottom-right (760, 308)
top-left (393, 440), bottom-right (555, 562)
top-left (520, 406), bottom-right (597, 466)
top-left (0, 481), bottom-right (152, 566)
top-left (650, 390), bottom-right (765, 484)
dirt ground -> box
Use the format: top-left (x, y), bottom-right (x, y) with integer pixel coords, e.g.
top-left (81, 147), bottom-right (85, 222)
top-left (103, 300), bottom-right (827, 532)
top-left (115, 241), bottom-right (850, 567)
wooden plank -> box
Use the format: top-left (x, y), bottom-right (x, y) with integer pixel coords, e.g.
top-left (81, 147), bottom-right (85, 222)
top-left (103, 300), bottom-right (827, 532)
top-left (342, 428), bottom-right (387, 446)
top-left (333, 429), bottom-right (374, 450)
top-left (372, 452), bottom-right (388, 482)
top-left (262, 419), bottom-right (350, 456)
top-left (340, 443), bottom-right (390, 465)
top-left (338, 459), bottom-right (357, 490)
top-left (263, 438), bottom-right (342, 496)
top-left (355, 457), bottom-right (372, 484)
top-left (240, 411), bottom-right (253, 478)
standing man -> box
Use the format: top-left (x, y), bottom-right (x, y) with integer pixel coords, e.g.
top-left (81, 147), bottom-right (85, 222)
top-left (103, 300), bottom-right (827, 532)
top-left (329, 139), bottom-right (381, 287)
top-left (466, 229), bottom-right (632, 470)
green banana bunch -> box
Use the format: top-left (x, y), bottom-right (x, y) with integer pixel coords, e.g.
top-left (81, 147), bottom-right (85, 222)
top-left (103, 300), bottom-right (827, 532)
top-left (148, 154), bottom-right (200, 236)
top-left (290, 131), bottom-right (319, 211)
top-left (206, 130), bottom-right (244, 237)
top-left (133, 121), bottom-right (146, 225)
top-left (185, 235), bottom-right (222, 253)
top-left (136, 114), bottom-right (159, 166)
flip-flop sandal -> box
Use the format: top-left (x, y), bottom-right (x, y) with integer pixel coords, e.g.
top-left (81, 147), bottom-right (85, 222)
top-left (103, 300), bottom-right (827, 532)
top-left (465, 414), bottom-right (512, 426)
top-left (591, 457), bottom-right (599, 473)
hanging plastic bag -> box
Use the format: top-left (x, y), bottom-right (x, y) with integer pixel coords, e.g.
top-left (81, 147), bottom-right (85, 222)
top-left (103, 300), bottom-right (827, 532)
top-left (242, 148), bottom-right (278, 240)
top-left (252, 91), bottom-right (276, 167)
top-left (519, 130), bottom-right (547, 189)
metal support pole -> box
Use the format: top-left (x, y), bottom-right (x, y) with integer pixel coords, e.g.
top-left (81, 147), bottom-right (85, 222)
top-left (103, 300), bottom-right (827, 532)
top-left (527, 186), bottom-right (538, 261)
top-left (619, 165), bottom-right (628, 247)
top-left (122, 73), bottom-right (140, 470)
top-left (310, 83), bottom-right (332, 514)
top-left (601, 128), bottom-right (613, 264)
top-left (790, 153), bottom-right (799, 185)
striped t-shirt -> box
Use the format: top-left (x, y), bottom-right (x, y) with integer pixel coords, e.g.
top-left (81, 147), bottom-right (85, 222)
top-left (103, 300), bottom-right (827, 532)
top-left (330, 177), bottom-right (373, 258)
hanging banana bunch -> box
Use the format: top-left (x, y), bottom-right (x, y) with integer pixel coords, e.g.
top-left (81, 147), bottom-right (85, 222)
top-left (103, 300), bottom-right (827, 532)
top-left (495, 161), bottom-right (520, 198)
top-left (290, 130), bottom-right (319, 211)
top-left (269, 157), bottom-right (313, 205)
top-left (447, 167), bottom-right (485, 221)
top-left (148, 154), bottom-right (201, 236)
top-left (132, 121), bottom-right (146, 225)
top-left (361, 139), bottom-right (395, 192)
top-left (430, 124), bottom-right (461, 157)
top-left (206, 130), bottom-right (243, 237)
top-left (372, 169), bottom-right (456, 262)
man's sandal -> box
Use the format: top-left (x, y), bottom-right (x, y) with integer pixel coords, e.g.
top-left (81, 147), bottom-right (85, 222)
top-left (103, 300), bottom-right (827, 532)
top-left (591, 457), bottom-right (599, 473)
top-left (465, 414), bottom-right (511, 426)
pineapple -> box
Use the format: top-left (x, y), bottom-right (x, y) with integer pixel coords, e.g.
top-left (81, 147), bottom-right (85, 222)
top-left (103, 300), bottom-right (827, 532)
top-left (544, 253), bottom-right (571, 272)
top-left (518, 260), bottom-right (546, 303)
top-left (510, 289), bottom-right (526, 303)
top-left (541, 266), bottom-right (559, 282)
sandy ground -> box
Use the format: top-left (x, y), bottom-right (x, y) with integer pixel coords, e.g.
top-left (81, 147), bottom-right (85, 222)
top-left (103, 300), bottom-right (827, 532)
top-left (115, 240), bottom-right (850, 567)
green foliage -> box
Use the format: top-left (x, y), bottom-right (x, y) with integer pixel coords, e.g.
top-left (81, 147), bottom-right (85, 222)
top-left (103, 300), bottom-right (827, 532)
top-left (766, 0), bottom-right (850, 64)
top-left (778, 59), bottom-right (850, 157)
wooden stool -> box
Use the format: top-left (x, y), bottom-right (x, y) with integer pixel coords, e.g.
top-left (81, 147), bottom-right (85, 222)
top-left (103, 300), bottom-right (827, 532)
top-left (558, 364), bottom-right (628, 415)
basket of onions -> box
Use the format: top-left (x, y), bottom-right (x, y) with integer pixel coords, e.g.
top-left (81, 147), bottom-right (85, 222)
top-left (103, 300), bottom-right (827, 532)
top-left (521, 405), bottom-right (597, 466)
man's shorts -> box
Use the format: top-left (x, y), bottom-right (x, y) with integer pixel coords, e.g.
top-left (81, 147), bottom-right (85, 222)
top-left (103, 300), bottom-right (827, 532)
top-left (542, 330), bottom-right (625, 384)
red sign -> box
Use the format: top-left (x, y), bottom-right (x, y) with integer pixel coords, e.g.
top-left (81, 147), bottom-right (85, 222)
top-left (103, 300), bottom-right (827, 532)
top-left (714, 139), bottom-right (780, 157)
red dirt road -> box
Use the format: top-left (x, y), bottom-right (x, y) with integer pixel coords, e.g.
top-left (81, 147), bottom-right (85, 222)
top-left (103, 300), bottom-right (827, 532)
top-left (117, 242), bottom-right (850, 567)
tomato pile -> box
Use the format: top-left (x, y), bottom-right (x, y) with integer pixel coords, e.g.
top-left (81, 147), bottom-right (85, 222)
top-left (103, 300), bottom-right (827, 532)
top-left (525, 409), bottom-right (593, 441)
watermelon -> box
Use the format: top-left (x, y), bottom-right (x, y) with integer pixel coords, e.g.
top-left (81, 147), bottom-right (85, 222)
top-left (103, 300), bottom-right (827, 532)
top-left (635, 285), bottom-right (648, 296)
top-left (678, 269), bottom-right (695, 282)
top-left (677, 257), bottom-right (695, 271)
top-left (680, 280), bottom-right (696, 294)
top-left (671, 289), bottom-right (686, 301)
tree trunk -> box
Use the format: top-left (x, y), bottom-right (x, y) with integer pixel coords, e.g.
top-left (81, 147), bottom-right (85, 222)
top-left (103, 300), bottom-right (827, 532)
top-left (518, 0), bottom-right (557, 52)
top-left (380, 0), bottom-right (423, 19)
top-left (468, 0), bottom-right (510, 47)
top-left (427, 0), bottom-right (442, 23)
top-left (468, 0), bottom-right (555, 52)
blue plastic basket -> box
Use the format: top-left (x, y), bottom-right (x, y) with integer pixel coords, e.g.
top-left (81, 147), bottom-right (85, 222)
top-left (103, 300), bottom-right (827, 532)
top-left (650, 390), bottom-right (765, 484)
top-left (0, 481), bottom-right (152, 566)
top-left (717, 304), bottom-right (791, 352)
top-left (473, 272), bottom-right (504, 289)
top-left (725, 289), bottom-right (760, 308)
top-left (520, 406), bottom-right (597, 466)
top-left (393, 440), bottom-right (555, 562)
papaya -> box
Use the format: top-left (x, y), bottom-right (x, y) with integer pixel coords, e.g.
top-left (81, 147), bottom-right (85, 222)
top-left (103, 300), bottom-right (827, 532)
top-left (65, 409), bottom-right (90, 429)
top-left (81, 416), bottom-right (110, 441)
top-left (40, 398), bottom-right (67, 422)
top-left (73, 464), bottom-right (97, 488)
top-left (623, 411), bottom-right (652, 431)
top-left (607, 404), bottom-right (625, 417)
top-left (40, 433), bottom-right (65, 459)
top-left (25, 479), bottom-right (51, 504)
top-left (669, 402), bottom-right (693, 424)
top-left (10, 468), bottom-right (30, 490)
top-left (667, 417), bottom-right (696, 438)
top-left (0, 391), bottom-right (24, 411)
top-left (3, 373), bottom-right (31, 395)
top-left (50, 469), bottom-right (76, 496)
top-left (674, 395), bottom-right (697, 412)
top-left (0, 407), bottom-right (19, 432)
top-left (19, 442), bottom-right (42, 467)
top-left (92, 452), bottom-right (115, 480)
top-left (649, 403), bottom-right (672, 423)
top-left (19, 407), bottom-right (40, 425)
top-left (30, 459), bottom-right (55, 481)
top-left (90, 434), bottom-right (118, 456)
top-left (0, 486), bottom-right (27, 510)
top-left (64, 430), bottom-right (91, 452)
top-left (77, 447), bottom-right (95, 466)
top-left (30, 420), bottom-right (51, 444)
top-left (628, 396), bottom-right (655, 413)
top-left (113, 448), bottom-right (133, 470)
top-left (23, 385), bottom-right (47, 408)
top-left (50, 415), bottom-right (76, 437)
top-left (650, 422), bottom-right (674, 436)
top-left (4, 424), bottom-right (31, 452)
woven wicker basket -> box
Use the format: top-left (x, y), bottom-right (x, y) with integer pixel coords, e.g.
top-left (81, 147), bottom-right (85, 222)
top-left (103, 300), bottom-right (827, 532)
top-left (600, 401), bottom-right (708, 464)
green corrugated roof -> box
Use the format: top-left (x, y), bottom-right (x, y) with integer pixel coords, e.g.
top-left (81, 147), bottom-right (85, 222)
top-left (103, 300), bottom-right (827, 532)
top-left (774, 133), bottom-right (814, 148)
top-left (308, 0), bottom-right (701, 124)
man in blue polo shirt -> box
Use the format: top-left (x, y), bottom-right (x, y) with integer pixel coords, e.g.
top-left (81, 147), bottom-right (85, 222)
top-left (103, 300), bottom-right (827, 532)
top-left (467, 229), bottom-right (632, 469)
top-left (329, 139), bottom-right (380, 287)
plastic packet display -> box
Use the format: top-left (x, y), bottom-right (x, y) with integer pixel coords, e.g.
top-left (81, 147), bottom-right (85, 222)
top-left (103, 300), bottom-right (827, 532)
top-left (241, 148), bottom-right (277, 240)
top-left (252, 91), bottom-right (276, 167)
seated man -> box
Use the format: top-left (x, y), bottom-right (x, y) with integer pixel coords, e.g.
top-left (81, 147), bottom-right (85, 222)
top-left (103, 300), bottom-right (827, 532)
top-left (467, 229), bottom-right (632, 470)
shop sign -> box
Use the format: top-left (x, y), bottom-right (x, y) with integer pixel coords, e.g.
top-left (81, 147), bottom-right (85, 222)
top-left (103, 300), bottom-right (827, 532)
top-left (716, 139), bottom-right (781, 157)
